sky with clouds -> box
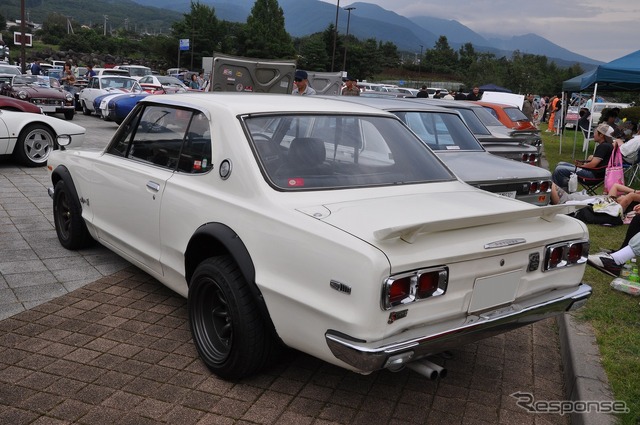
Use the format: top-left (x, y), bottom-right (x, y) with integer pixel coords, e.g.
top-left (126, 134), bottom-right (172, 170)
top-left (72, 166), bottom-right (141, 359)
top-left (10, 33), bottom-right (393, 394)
top-left (320, 0), bottom-right (640, 63)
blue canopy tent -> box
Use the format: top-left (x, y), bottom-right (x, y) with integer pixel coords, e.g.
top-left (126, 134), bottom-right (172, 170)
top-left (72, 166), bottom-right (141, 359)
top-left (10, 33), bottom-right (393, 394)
top-left (479, 83), bottom-right (512, 93)
top-left (561, 49), bottom-right (640, 156)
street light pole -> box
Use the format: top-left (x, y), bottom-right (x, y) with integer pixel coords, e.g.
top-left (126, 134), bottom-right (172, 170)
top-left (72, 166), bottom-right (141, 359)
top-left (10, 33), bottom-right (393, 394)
top-left (418, 44), bottom-right (423, 87)
top-left (330, 0), bottom-right (340, 72)
top-left (342, 7), bottom-right (355, 74)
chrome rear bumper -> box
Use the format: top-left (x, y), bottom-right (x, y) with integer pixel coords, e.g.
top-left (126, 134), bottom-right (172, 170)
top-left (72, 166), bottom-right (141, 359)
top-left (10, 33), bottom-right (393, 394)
top-left (325, 283), bottom-right (591, 373)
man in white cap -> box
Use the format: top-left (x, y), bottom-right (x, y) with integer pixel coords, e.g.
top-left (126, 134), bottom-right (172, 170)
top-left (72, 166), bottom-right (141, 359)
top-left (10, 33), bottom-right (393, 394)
top-left (291, 70), bottom-right (316, 95)
top-left (551, 123), bottom-right (614, 190)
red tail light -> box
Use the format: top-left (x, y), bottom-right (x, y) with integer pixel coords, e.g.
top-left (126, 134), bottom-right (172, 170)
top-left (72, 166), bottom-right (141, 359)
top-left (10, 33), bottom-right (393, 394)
top-left (383, 267), bottom-right (448, 310)
top-left (539, 181), bottom-right (551, 192)
top-left (544, 241), bottom-right (589, 271)
top-left (388, 277), bottom-right (411, 306)
top-left (530, 182), bottom-right (539, 193)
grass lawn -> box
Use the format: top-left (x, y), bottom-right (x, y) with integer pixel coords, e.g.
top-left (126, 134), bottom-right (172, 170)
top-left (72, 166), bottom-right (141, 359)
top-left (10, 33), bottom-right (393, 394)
top-left (541, 124), bottom-right (640, 424)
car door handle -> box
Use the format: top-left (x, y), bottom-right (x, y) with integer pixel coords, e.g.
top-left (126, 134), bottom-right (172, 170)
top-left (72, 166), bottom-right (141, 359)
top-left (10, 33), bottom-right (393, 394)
top-left (146, 181), bottom-right (161, 192)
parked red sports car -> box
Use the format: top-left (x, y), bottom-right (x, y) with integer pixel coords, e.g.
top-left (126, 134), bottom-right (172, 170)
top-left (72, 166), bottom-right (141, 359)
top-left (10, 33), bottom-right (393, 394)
top-left (0, 95), bottom-right (43, 114)
top-left (476, 101), bottom-right (537, 131)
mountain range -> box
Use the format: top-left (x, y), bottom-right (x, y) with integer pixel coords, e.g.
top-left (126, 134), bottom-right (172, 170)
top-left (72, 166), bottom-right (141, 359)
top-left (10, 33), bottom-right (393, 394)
top-left (129, 0), bottom-right (602, 69)
top-left (3, 0), bottom-right (600, 69)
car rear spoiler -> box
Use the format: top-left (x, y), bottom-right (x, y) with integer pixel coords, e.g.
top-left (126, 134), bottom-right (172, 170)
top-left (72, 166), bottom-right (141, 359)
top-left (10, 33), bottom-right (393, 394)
top-left (374, 204), bottom-right (581, 243)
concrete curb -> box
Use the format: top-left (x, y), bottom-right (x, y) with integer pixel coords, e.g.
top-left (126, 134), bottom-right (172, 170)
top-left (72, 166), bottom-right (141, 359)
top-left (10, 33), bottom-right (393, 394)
top-left (557, 313), bottom-right (617, 425)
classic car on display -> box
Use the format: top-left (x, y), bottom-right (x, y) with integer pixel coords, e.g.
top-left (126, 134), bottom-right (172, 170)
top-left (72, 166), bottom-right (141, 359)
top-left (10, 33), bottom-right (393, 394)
top-left (334, 96), bottom-right (552, 205)
top-left (0, 93), bottom-right (44, 113)
top-left (96, 92), bottom-right (151, 123)
top-left (47, 93), bottom-right (591, 380)
top-left (137, 75), bottom-right (190, 93)
top-left (0, 74), bottom-right (75, 120)
top-left (415, 99), bottom-right (542, 164)
top-left (78, 75), bottom-right (141, 116)
top-left (475, 101), bottom-right (538, 131)
top-left (0, 109), bottom-right (84, 166)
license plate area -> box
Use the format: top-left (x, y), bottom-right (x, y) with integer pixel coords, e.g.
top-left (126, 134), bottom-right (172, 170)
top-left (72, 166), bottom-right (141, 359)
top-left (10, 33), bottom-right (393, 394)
top-left (41, 105), bottom-right (57, 112)
top-left (496, 191), bottom-right (517, 198)
top-left (468, 269), bottom-right (522, 313)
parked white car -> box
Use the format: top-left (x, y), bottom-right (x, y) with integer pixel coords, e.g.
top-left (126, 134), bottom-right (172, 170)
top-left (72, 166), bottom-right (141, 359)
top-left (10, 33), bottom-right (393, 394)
top-left (0, 109), bottom-right (84, 166)
top-left (47, 93), bottom-right (591, 380)
top-left (78, 75), bottom-right (141, 115)
top-left (114, 64), bottom-right (153, 80)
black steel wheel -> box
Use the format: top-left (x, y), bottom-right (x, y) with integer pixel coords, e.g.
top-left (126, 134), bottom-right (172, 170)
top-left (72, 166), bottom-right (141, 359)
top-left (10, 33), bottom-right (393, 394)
top-left (188, 256), bottom-right (276, 379)
top-left (53, 180), bottom-right (91, 250)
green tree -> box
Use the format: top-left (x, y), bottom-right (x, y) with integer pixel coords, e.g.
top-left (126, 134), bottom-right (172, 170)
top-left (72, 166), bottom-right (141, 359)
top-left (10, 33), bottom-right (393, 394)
top-left (423, 36), bottom-right (458, 75)
top-left (40, 13), bottom-right (68, 45)
top-left (296, 33), bottom-right (330, 71)
top-left (244, 0), bottom-right (295, 59)
top-left (171, 2), bottom-right (223, 69)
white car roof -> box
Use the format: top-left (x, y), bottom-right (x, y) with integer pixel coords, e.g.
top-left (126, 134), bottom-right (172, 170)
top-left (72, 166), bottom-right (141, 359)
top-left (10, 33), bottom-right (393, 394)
top-left (139, 92), bottom-right (397, 117)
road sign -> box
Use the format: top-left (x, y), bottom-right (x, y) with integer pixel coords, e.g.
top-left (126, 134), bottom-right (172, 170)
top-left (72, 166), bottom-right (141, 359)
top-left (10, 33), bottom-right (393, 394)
top-left (179, 39), bottom-right (190, 51)
top-left (13, 32), bottom-right (33, 47)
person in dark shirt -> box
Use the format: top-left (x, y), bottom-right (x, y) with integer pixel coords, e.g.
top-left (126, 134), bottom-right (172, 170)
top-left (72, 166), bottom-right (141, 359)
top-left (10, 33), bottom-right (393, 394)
top-left (466, 86), bottom-right (481, 100)
top-left (30, 60), bottom-right (42, 76)
top-left (552, 123), bottom-right (614, 190)
top-left (416, 85), bottom-right (429, 98)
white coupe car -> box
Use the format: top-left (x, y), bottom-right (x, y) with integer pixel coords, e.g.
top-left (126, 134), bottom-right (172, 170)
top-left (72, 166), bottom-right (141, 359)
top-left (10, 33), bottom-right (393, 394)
top-left (0, 109), bottom-right (85, 166)
top-left (78, 75), bottom-right (141, 115)
top-left (47, 93), bottom-right (591, 380)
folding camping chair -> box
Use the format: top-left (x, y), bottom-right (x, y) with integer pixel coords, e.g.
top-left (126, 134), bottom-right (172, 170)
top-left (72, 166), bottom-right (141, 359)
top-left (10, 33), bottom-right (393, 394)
top-left (576, 165), bottom-right (606, 195)
top-left (624, 158), bottom-right (640, 187)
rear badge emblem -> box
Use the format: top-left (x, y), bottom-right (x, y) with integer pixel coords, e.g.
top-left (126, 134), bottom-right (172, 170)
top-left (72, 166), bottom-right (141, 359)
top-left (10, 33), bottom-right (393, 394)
top-left (485, 238), bottom-right (526, 249)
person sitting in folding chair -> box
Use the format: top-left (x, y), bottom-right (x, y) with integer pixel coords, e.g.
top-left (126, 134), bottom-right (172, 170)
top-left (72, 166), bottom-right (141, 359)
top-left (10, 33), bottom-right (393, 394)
top-left (552, 123), bottom-right (614, 192)
top-left (616, 121), bottom-right (640, 164)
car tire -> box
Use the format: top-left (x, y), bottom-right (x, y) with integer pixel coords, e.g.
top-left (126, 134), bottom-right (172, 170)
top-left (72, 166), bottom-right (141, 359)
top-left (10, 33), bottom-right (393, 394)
top-left (82, 101), bottom-right (91, 116)
top-left (13, 123), bottom-right (55, 167)
top-left (188, 256), bottom-right (277, 380)
top-left (64, 110), bottom-right (74, 120)
top-left (53, 180), bottom-right (92, 250)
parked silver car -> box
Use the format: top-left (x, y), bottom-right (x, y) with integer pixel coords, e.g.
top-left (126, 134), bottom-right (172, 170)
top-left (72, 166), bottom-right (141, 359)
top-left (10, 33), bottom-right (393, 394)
top-left (333, 96), bottom-right (552, 206)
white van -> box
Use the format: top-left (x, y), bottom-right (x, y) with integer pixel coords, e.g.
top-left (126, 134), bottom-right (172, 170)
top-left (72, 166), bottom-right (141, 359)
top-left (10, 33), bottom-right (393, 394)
top-left (92, 67), bottom-right (130, 77)
top-left (114, 65), bottom-right (153, 80)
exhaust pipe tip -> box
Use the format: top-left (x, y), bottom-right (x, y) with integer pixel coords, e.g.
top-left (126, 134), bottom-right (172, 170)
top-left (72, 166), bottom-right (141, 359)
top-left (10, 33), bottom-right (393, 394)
top-left (406, 361), bottom-right (439, 380)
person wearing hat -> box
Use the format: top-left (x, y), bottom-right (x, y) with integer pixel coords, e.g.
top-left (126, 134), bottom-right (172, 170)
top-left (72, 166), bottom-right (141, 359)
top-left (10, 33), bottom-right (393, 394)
top-left (551, 123), bottom-right (615, 191)
top-left (341, 76), bottom-right (360, 96)
top-left (292, 70), bottom-right (316, 95)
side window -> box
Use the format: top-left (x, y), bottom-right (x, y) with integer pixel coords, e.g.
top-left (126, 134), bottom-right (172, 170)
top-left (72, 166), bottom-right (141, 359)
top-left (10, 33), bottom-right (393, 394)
top-left (177, 112), bottom-right (212, 173)
top-left (105, 106), bottom-right (211, 174)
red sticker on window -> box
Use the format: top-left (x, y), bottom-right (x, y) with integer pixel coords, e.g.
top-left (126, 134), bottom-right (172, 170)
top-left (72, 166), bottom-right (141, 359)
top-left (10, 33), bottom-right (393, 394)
top-left (287, 178), bottom-right (304, 187)
top-left (193, 160), bottom-right (202, 171)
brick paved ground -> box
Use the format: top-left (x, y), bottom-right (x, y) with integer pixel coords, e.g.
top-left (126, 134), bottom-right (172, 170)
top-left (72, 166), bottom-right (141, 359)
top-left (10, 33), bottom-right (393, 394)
top-left (0, 266), bottom-right (569, 425)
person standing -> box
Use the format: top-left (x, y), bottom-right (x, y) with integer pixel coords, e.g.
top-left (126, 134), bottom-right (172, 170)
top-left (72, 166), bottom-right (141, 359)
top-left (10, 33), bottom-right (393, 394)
top-left (341, 77), bottom-right (360, 96)
top-left (522, 93), bottom-right (535, 122)
top-left (189, 73), bottom-right (200, 90)
top-left (291, 70), bottom-right (316, 96)
top-left (30, 60), bottom-right (42, 76)
top-left (416, 85), bottom-right (429, 98)
top-left (59, 63), bottom-right (76, 94)
top-left (85, 64), bottom-right (96, 80)
top-left (466, 86), bottom-right (481, 100)
top-left (547, 95), bottom-right (559, 133)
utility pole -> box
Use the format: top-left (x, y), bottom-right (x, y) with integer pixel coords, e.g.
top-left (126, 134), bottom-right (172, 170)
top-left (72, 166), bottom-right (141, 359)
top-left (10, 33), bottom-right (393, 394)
top-left (418, 44), bottom-right (423, 87)
top-left (103, 15), bottom-right (108, 36)
top-left (330, 0), bottom-right (340, 72)
top-left (342, 7), bottom-right (355, 74)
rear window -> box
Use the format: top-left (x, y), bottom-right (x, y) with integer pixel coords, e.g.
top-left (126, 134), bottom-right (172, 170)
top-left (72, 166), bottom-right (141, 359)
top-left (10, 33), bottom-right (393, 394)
top-left (244, 114), bottom-right (454, 190)
top-left (391, 110), bottom-right (483, 151)
top-left (503, 107), bottom-right (529, 122)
